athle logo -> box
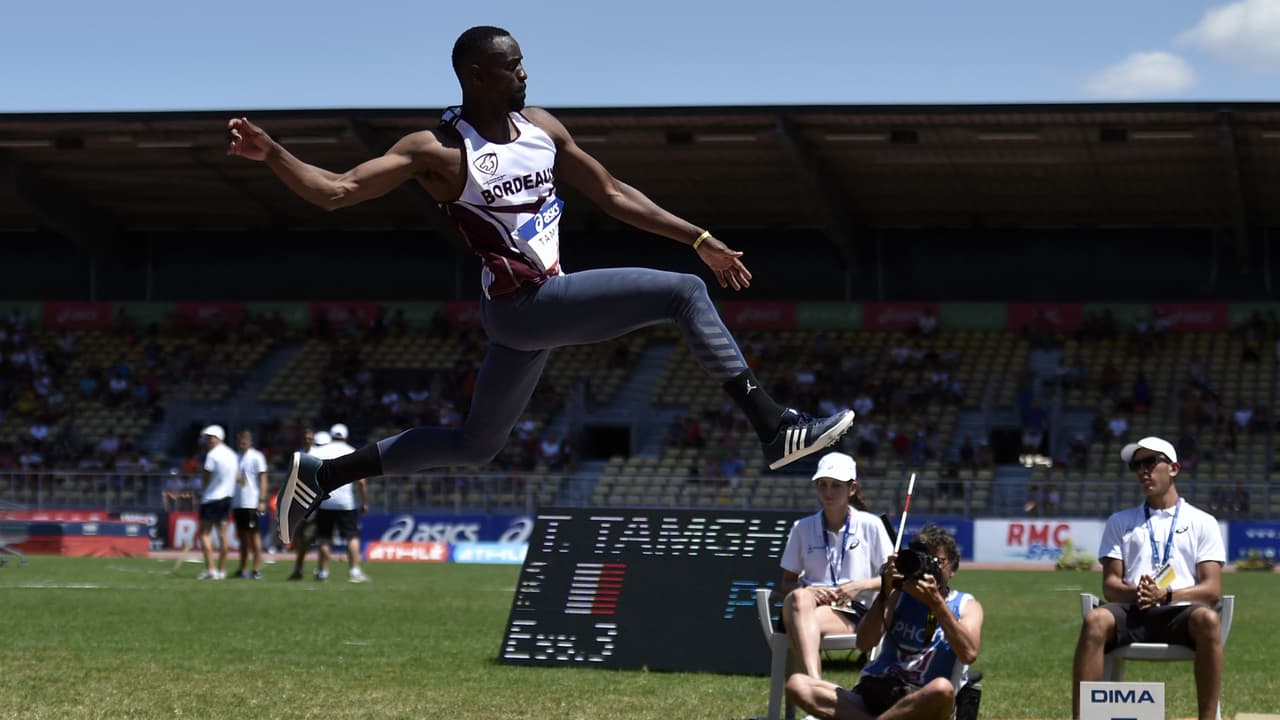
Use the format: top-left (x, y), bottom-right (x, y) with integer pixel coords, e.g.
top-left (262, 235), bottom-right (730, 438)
top-left (473, 152), bottom-right (499, 175)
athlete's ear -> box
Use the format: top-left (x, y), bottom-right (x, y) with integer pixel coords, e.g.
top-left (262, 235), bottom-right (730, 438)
top-left (460, 62), bottom-right (484, 88)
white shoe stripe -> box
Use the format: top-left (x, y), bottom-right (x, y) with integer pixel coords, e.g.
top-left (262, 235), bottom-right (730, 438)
top-left (295, 484), bottom-right (315, 504)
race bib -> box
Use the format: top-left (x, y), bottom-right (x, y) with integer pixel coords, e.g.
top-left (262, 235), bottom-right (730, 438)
top-left (511, 196), bottom-right (563, 271)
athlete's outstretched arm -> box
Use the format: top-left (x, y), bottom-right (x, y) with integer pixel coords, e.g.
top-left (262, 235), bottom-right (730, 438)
top-left (523, 107), bottom-right (752, 290)
top-left (227, 117), bottom-right (437, 211)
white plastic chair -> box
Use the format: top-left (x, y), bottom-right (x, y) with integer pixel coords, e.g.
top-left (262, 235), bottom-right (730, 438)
top-left (1079, 592), bottom-right (1233, 720)
top-left (755, 587), bottom-right (861, 720)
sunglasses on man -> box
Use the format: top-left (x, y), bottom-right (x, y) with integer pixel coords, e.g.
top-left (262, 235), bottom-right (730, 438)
top-left (1128, 454), bottom-right (1171, 472)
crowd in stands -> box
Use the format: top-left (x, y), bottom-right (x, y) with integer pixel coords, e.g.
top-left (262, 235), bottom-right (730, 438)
top-left (3, 300), bottom-right (1279, 519)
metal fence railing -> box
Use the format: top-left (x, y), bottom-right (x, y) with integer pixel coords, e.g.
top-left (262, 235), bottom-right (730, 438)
top-left (0, 469), bottom-right (1274, 521)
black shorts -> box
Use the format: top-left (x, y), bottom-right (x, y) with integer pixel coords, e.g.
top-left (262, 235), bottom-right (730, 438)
top-left (233, 508), bottom-right (261, 532)
top-left (199, 498), bottom-right (232, 523)
top-left (852, 674), bottom-right (919, 716)
top-left (316, 509), bottom-right (359, 541)
top-left (1102, 602), bottom-right (1207, 650)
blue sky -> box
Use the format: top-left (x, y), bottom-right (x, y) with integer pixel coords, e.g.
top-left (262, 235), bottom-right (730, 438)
top-left (2, 0), bottom-right (1279, 112)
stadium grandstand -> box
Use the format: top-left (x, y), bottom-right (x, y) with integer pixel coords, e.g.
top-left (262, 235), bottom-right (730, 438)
top-left (3, 101), bottom-right (1280, 536)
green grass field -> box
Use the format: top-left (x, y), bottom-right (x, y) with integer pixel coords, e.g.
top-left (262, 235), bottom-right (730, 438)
top-left (0, 557), bottom-right (1274, 720)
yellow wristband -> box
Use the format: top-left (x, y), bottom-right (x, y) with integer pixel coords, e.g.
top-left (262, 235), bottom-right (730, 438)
top-left (693, 230), bottom-right (711, 250)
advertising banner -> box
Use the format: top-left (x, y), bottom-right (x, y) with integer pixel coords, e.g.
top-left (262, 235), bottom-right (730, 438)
top-left (113, 301), bottom-right (173, 329)
top-left (718, 301), bottom-right (796, 330)
top-left (443, 301), bottom-right (483, 329)
top-left (973, 519), bottom-right (1105, 563)
top-left (0, 510), bottom-right (111, 522)
top-left (1082, 303), bottom-right (1148, 328)
top-left (245, 301), bottom-right (310, 329)
top-left (360, 513), bottom-right (535, 546)
top-left (862, 302), bottom-right (939, 330)
top-left (0, 301), bottom-right (40, 325)
top-left (168, 511), bottom-right (240, 551)
top-left (939, 303), bottom-right (1005, 330)
top-left (365, 541), bottom-right (450, 562)
top-left (896, 516), bottom-right (973, 560)
top-left (379, 301), bottom-right (442, 329)
top-left (173, 301), bottom-right (246, 330)
top-left (1006, 303), bottom-right (1084, 332)
top-left (451, 542), bottom-right (528, 564)
top-left (1150, 303), bottom-right (1229, 332)
top-left (1228, 302), bottom-right (1278, 329)
top-left (795, 302), bottom-right (860, 330)
top-left (1226, 520), bottom-right (1280, 562)
top-left (43, 301), bottom-right (112, 330)
top-left (309, 301), bottom-right (381, 328)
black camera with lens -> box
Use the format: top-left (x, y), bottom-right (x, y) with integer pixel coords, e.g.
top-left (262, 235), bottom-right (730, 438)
top-left (894, 540), bottom-right (944, 581)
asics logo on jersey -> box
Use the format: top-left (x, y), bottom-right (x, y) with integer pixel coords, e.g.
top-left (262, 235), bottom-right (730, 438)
top-left (473, 152), bottom-right (499, 175)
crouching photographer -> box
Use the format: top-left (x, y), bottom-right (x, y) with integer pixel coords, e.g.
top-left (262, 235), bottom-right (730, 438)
top-left (785, 524), bottom-right (985, 720)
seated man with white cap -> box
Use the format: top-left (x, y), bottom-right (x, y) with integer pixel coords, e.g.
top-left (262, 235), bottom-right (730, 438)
top-left (1071, 436), bottom-right (1226, 720)
top-left (778, 451), bottom-right (892, 680)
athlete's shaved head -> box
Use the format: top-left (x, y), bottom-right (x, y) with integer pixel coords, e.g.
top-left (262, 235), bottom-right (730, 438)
top-left (452, 26), bottom-right (512, 79)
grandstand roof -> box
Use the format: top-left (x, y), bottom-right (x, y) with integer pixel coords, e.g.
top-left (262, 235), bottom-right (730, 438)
top-left (3, 102), bottom-right (1280, 255)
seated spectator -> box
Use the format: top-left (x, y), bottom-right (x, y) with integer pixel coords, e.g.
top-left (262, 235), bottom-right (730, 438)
top-left (538, 433), bottom-right (565, 470)
top-left (1099, 361), bottom-right (1121, 399)
top-left (1131, 371), bottom-right (1151, 413)
top-left (957, 436), bottom-right (977, 471)
top-left (915, 308), bottom-right (938, 337)
top-left (163, 471), bottom-right (191, 511)
top-left (28, 421), bottom-right (49, 447)
top-left (889, 428), bottom-right (911, 463)
top-left (1072, 436), bottom-right (1225, 720)
top-left (679, 416), bottom-right (704, 449)
top-left (1021, 399), bottom-right (1047, 454)
top-left (719, 447), bottom-right (745, 488)
top-left (1187, 357), bottom-right (1212, 392)
top-left (1068, 434), bottom-right (1088, 470)
top-left (855, 421), bottom-right (880, 460)
top-left (852, 390), bottom-right (874, 419)
top-left (1107, 412), bottom-right (1129, 440)
top-left (889, 341), bottom-right (911, 367)
top-left (1042, 481), bottom-right (1061, 515)
top-left (1232, 401), bottom-right (1253, 433)
top-left (778, 453), bottom-right (891, 684)
top-left (1023, 484), bottom-right (1043, 515)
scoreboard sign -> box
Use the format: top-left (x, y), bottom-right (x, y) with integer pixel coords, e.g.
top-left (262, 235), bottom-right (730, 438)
top-left (498, 507), bottom-right (805, 674)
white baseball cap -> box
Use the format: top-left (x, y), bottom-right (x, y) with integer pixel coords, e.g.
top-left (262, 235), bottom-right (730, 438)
top-left (329, 423), bottom-right (349, 440)
top-left (1120, 436), bottom-right (1178, 465)
top-left (313, 431), bottom-right (332, 446)
top-left (812, 452), bottom-right (857, 483)
top-left (200, 424), bottom-right (225, 441)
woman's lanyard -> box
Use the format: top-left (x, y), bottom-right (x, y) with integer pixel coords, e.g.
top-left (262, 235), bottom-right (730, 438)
top-left (821, 511), bottom-right (852, 586)
top-left (1144, 498), bottom-right (1181, 571)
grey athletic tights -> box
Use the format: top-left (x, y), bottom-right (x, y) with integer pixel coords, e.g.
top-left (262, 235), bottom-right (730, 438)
top-left (377, 267), bottom-right (748, 473)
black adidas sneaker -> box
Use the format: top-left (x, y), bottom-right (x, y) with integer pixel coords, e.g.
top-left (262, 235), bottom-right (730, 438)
top-left (762, 409), bottom-right (855, 470)
top-left (275, 451), bottom-right (327, 546)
